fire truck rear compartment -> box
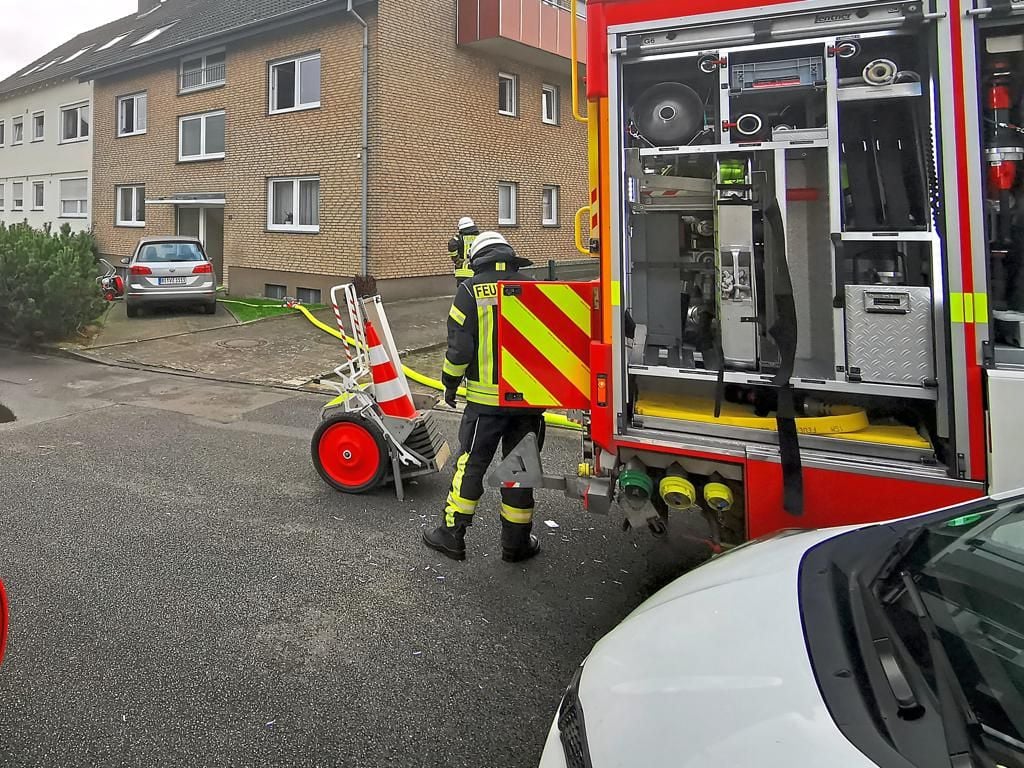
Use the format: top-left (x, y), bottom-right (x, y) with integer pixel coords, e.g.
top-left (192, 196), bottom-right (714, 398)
top-left (616, 8), bottom-right (949, 479)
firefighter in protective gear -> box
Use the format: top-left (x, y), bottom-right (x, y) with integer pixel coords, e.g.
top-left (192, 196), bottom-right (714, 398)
top-left (448, 217), bottom-right (479, 285)
top-left (423, 231), bottom-right (545, 563)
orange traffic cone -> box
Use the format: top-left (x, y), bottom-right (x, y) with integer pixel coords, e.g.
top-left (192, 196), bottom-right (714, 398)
top-left (366, 320), bottom-right (417, 419)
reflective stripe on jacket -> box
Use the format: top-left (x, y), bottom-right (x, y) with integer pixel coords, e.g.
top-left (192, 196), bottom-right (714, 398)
top-left (449, 232), bottom-right (478, 278)
top-left (441, 265), bottom-right (533, 410)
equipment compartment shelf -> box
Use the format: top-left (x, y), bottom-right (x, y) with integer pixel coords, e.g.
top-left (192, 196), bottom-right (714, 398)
top-left (637, 138), bottom-right (829, 157)
top-left (837, 82), bottom-right (923, 102)
top-left (628, 364), bottom-right (939, 400)
top-left (838, 231), bottom-right (935, 241)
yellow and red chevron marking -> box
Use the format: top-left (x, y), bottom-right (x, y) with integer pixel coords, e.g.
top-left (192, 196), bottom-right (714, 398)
top-left (497, 281), bottom-right (595, 410)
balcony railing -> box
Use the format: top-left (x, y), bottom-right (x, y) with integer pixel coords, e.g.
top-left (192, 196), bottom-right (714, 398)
top-left (544, 0), bottom-right (586, 17)
top-left (180, 62), bottom-right (226, 92)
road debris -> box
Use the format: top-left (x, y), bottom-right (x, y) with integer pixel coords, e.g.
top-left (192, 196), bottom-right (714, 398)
top-left (543, 520), bottom-right (559, 529)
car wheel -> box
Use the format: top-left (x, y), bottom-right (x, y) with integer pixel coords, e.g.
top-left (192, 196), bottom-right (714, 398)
top-left (204, 301), bottom-right (217, 315)
top-left (126, 303), bottom-right (140, 318)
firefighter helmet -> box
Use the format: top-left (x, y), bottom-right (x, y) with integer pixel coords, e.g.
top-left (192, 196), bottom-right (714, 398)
top-left (468, 231), bottom-right (532, 271)
top-left (458, 216), bottom-right (476, 231)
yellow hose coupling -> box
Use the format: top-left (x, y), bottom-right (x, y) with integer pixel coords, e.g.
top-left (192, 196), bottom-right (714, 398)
top-left (659, 475), bottom-right (697, 510)
top-left (704, 482), bottom-right (734, 513)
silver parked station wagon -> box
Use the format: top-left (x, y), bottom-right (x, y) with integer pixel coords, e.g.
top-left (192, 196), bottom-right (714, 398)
top-left (122, 236), bottom-right (218, 318)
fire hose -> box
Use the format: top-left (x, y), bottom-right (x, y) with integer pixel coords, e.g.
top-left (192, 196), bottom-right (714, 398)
top-left (275, 301), bottom-right (581, 431)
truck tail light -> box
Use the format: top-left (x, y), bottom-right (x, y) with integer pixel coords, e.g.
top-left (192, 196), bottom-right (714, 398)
top-left (596, 373), bottom-right (608, 408)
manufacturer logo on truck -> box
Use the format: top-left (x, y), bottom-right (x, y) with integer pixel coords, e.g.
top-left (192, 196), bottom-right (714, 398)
top-left (815, 11), bottom-right (852, 22)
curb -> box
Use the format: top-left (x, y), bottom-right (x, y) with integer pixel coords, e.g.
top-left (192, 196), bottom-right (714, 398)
top-left (55, 346), bottom-right (330, 397)
top-left (81, 307), bottom-right (446, 356)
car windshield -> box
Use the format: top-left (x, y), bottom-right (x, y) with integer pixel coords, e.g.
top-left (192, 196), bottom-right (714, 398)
top-left (887, 501), bottom-right (1024, 750)
top-left (137, 243), bottom-right (205, 263)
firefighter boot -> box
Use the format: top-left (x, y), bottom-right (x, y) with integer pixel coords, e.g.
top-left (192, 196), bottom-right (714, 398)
top-left (423, 513), bottom-right (473, 561)
top-left (501, 519), bottom-right (541, 563)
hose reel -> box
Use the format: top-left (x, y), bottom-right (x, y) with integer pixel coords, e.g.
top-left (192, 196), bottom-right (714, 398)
top-left (632, 82), bottom-right (705, 145)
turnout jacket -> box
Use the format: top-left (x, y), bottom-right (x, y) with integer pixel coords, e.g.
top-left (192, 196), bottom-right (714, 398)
top-left (441, 264), bottom-right (535, 410)
top-left (447, 229), bottom-right (479, 279)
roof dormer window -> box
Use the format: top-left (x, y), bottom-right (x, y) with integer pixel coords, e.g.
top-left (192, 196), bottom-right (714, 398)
top-left (132, 20), bottom-right (178, 46)
top-left (98, 33), bottom-right (131, 51)
top-left (61, 46), bottom-right (93, 64)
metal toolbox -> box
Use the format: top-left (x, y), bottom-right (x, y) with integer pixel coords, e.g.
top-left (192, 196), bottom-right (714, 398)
top-left (845, 285), bottom-right (934, 385)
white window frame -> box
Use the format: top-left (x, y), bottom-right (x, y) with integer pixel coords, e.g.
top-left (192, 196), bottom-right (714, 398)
top-left (269, 52), bottom-right (322, 115)
top-left (0, 183), bottom-right (5, 210)
top-left (31, 181), bottom-right (44, 211)
top-left (116, 185), bottom-right (145, 227)
top-left (498, 72), bottom-right (518, 117)
top-left (59, 102), bottom-right (90, 144)
top-left (117, 93), bottom-right (147, 137)
top-left (267, 176), bottom-right (320, 233)
top-left (31, 110), bottom-right (44, 142)
top-left (178, 110), bottom-right (225, 162)
top-left (498, 181), bottom-right (518, 226)
top-left (12, 116), bottom-right (23, 145)
top-left (12, 182), bottom-right (24, 211)
top-left (542, 185), bottom-right (559, 227)
top-left (179, 49), bottom-right (226, 93)
top-left (541, 84), bottom-right (559, 125)
top-left (0, 120), bottom-right (6, 147)
top-left (59, 177), bottom-right (88, 218)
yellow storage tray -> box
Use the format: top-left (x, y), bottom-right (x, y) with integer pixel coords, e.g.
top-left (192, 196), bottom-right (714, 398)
top-left (634, 394), bottom-right (930, 449)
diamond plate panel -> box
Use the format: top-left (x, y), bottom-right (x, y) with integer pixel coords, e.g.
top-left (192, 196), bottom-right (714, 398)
top-left (845, 285), bottom-right (934, 385)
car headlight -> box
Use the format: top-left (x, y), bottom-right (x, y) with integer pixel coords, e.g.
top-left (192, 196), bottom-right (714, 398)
top-left (557, 664), bottom-right (593, 768)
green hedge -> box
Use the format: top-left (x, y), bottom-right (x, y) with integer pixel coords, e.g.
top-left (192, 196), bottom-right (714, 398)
top-left (0, 222), bottom-right (106, 343)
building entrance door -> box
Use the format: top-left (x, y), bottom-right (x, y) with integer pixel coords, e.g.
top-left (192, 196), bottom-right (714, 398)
top-left (176, 206), bottom-right (224, 279)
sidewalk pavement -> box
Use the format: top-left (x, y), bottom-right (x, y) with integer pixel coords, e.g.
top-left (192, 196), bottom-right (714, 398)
top-left (69, 295), bottom-right (454, 390)
top-left (91, 298), bottom-right (239, 346)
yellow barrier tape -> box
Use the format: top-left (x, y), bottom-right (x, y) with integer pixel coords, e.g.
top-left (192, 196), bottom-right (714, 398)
top-left (291, 304), bottom-right (580, 430)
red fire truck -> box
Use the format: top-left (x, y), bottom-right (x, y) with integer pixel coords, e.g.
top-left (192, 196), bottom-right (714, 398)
top-left (493, 0), bottom-right (1024, 544)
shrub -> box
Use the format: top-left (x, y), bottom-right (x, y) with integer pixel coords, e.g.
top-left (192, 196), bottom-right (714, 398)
top-left (0, 222), bottom-right (106, 343)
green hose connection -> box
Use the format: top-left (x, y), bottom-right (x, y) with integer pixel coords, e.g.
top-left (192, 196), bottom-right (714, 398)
top-left (618, 467), bottom-right (654, 504)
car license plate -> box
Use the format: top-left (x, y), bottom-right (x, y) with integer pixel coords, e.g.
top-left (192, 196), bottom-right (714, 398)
top-left (158, 277), bottom-right (187, 286)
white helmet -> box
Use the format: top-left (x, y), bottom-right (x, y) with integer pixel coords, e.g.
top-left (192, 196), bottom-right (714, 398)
top-left (458, 216), bottom-right (476, 231)
top-left (467, 230), bottom-right (531, 271)
top-left (467, 231), bottom-right (508, 263)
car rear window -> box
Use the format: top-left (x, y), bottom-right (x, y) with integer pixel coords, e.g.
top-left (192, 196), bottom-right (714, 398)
top-left (137, 243), bottom-right (205, 263)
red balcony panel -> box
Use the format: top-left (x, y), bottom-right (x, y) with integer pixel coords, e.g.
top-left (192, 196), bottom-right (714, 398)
top-left (458, 0), bottom-right (587, 67)
top-left (521, 0), bottom-right (541, 48)
top-left (539, 1), bottom-right (559, 53)
top-left (457, 0), bottom-right (478, 46)
top-left (481, 0), bottom-right (500, 40)
top-left (502, 0), bottom-right (523, 39)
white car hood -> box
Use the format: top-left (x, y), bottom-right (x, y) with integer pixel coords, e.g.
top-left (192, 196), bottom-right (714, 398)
top-left (572, 527), bottom-right (878, 768)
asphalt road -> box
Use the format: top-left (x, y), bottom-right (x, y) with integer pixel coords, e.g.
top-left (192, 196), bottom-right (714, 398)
top-left (0, 349), bottom-right (708, 768)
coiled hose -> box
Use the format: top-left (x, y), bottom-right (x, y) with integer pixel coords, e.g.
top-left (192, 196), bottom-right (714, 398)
top-left (286, 303), bottom-right (580, 431)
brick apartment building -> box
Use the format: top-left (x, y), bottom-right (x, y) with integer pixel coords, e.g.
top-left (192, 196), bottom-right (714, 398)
top-left (70, 0), bottom-right (589, 301)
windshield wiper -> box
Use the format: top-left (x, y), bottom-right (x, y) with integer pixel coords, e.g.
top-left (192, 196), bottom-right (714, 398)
top-left (877, 526), bottom-right (927, 585)
top-left (899, 570), bottom-right (983, 768)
